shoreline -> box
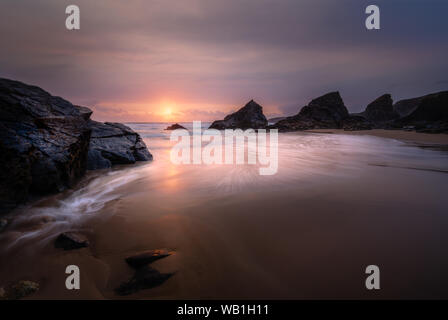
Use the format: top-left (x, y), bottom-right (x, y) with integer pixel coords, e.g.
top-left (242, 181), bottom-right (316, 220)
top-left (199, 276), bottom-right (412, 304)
top-left (303, 129), bottom-right (448, 146)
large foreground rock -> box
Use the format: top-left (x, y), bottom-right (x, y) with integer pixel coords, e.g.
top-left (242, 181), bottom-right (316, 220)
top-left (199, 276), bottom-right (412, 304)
top-left (273, 92), bottom-right (349, 131)
top-left (209, 100), bottom-right (267, 130)
top-left (87, 121), bottom-right (152, 170)
top-left (0, 78), bottom-right (152, 213)
top-left (0, 78), bottom-right (91, 213)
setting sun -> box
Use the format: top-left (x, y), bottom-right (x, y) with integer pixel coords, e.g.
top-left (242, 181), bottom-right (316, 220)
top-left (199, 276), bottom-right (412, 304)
top-left (164, 108), bottom-right (172, 117)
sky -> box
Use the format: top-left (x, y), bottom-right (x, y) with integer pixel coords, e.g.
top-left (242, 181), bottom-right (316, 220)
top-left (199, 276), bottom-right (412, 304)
top-left (1, 0), bottom-right (447, 122)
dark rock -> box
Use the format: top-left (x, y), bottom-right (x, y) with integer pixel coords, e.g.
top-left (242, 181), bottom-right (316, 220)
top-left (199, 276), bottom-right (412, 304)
top-left (87, 121), bottom-right (152, 170)
top-left (394, 91), bottom-right (448, 133)
top-left (125, 249), bottom-right (172, 269)
top-left (394, 96), bottom-right (425, 118)
top-left (272, 92), bottom-right (349, 131)
top-left (0, 280), bottom-right (39, 300)
top-left (165, 123), bottom-right (187, 130)
top-left (115, 266), bottom-right (173, 296)
top-left (54, 232), bottom-right (89, 250)
top-left (0, 78), bottom-right (153, 213)
top-left (75, 105), bottom-right (93, 120)
top-left (342, 115), bottom-right (373, 131)
top-left (209, 100), bottom-right (268, 130)
top-left (0, 78), bottom-right (91, 213)
top-left (361, 94), bottom-right (399, 125)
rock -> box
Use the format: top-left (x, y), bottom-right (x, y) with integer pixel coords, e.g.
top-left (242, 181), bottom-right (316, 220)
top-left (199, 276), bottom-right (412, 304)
top-left (268, 117), bottom-right (286, 124)
top-left (0, 78), bottom-right (91, 214)
top-left (361, 94), bottom-right (399, 126)
top-left (115, 266), bottom-right (173, 296)
top-left (125, 249), bottom-right (172, 269)
top-left (54, 232), bottom-right (89, 250)
top-left (0, 78), bottom-right (153, 212)
top-left (394, 91), bottom-right (448, 133)
top-left (0, 280), bottom-right (39, 300)
top-left (272, 92), bottom-right (349, 131)
top-left (209, 100), bottom-right (268, 130)
top-left (342, 115), bottom-right (373, 131)
top-left (87, 120), bottom-right (152, 170)
top-left (165, 123), bottom-right (187, 130)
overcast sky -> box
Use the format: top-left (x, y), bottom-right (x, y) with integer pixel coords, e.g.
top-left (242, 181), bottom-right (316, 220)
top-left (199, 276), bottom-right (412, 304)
top-left (1, 0), bottom-right (447, 121)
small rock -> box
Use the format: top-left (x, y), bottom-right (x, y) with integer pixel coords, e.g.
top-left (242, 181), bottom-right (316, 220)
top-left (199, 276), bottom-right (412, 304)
top-left (125, 249), bottom-right (172, 269)
top-left (1, 280), bottom-right (39, 300)
top-left (165, 123), bottom-right (187, 130)
top-left (54, 232), bottom-right (89, 250)
top-left (115, 266), bottom-right (173, 296)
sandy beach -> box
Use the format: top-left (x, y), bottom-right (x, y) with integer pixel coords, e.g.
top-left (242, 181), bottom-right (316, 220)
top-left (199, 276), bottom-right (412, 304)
top-left (306, 129), bottom-right (448, 145)
top-left (1, 126), bottom-right (448, 299)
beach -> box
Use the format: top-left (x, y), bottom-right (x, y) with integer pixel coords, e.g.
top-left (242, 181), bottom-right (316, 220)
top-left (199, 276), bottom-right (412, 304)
top-left (1, 125), bottom-right (448, 299)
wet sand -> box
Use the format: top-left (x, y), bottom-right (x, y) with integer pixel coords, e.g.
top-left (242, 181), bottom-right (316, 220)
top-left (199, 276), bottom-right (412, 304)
top-left (306, 129), bottom-right (448, 145)
top-left (1, 127), bottom-right (448, 299)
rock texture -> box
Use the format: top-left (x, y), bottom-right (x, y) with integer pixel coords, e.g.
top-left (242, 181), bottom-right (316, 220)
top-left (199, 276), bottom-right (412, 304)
top-left (0, 78), bottom-right (91, 213)
top-left (0, 78), bottom-right (152, 214)
top-left (342, 115), bottom-right (372, 131)
top-left (165, 123), bottom-right (187, 130)
top-left (87, 121), bottom-right (152, 170)
top-left (361, 94), bottom-right (399, 125)
top-left (393, 96), bottom-right (425, 118)
top-left (394, 91), bottom-right (448, 133)
top-left (209, 100), bottom-right (268, 130)
top-left (273, 92), bottom-right (349, 131)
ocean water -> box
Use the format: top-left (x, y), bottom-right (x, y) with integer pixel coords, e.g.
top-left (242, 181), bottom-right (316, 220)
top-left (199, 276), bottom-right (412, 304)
top-left (1, 123), bottom-right (448, 298)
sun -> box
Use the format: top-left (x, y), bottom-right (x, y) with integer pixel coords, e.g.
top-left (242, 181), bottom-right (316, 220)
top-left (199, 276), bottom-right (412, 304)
top-left (164, 108), bottom-right (172, 117)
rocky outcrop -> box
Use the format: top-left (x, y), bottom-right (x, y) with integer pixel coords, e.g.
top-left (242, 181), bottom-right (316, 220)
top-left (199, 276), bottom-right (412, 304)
top-left (342, 115), bottom-right (372, 131)
top-left (272, 92), bottom-right (349, 131)
top-left (87, 121), bottom-right (152, 170)
top-left (361, 94), bottom-right (399, 125)
top-left (0, 78), bottom-right (91, 213)
top-left (165, 123), bottom-right (187, 130)
top-left (209, 100), bottom-right (268, 130)
top-left (0, 78), bottom-right (152, 214)
top-left (394, 91), bottom-right (448, 133)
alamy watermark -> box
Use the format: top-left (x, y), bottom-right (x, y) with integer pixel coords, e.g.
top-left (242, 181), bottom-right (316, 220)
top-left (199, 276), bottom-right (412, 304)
top-left (169, 121), bottom-right (279, 175)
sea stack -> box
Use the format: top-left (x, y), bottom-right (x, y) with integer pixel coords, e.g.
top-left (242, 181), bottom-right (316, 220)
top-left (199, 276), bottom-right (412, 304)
top-left (361, 94), bottom-right (399, 126)
top-left (273, 92), bottom-right (349, 131)
top-left (209, 100), bottom-right (268, 130)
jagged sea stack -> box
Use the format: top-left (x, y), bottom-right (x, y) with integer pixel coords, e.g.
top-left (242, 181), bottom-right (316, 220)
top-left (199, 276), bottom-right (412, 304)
top-left (273, 92), bottom-right (349, 131)
top-left (361, 94), bottom-right (399, 126)
top-left (209, 100), bottom-right (268, 130)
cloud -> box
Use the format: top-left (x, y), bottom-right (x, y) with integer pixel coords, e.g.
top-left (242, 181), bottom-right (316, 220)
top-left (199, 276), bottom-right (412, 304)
top-left (0, 0), bottom-right (447, 120)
